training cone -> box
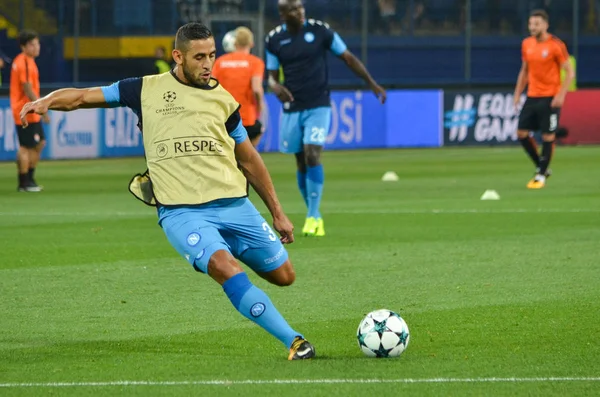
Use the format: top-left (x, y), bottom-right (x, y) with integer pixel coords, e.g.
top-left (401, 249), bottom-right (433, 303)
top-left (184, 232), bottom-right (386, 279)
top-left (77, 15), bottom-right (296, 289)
top-left (381, 171), bottom-right (399, 182)
top-left (480, 189), bottom-right (500, 200)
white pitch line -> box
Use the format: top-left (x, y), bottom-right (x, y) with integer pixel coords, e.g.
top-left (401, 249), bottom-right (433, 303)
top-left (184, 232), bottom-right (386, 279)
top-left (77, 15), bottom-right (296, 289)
top-left (1, 377), bottom-right (599, 388)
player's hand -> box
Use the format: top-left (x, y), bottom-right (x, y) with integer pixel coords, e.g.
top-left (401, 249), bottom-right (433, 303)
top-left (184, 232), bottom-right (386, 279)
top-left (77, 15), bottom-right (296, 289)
top-left (41, 113), bottom-right (50, 124)
top-left (371, 83), bottom-right (387, 104)
top-left (273, 214), bottom-right (294, 244)
top-left (513, 96), bottom-right (521, 110)
top-left (272, 83), bottom-right (294, 103)
top-left (551, 94), bottom-right (565, 108)
top-left (20, 100), bottom-right (49, 128)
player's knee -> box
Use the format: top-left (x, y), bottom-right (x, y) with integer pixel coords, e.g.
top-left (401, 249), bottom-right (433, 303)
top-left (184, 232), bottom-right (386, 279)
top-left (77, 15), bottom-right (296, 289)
top-left (517, 130), bottom-right (529, 139)
top-left (207, 250), bottom-right (244, 285)
top-left (294, 152), bottom-right (307, 173)
top-left (304, 147), bottom-right (321, 167)
top-left (17, 147), bottom-right (29, 161)
top-left (274, 260), bottom-right (296, 286)
top-left (278, 271), bottom-right (295, 287)
top-left (542, 133), bottom-right (556, 142)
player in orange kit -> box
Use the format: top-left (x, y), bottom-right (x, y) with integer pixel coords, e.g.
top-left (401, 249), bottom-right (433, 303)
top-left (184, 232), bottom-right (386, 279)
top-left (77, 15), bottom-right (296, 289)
top-left (212, 27), bottom-right (266, 147)
top-left (10, 30), bottom-right (49, 192)
top-left (513, 10), bottom-right (575, 189)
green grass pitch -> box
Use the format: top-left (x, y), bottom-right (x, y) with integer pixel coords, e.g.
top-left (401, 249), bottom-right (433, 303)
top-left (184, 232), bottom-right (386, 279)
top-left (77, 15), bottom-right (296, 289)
top-left (1, 146), bottom-right (599, 396)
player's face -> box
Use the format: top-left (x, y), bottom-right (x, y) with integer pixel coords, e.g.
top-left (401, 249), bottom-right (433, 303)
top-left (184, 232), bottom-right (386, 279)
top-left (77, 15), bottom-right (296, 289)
top-left (278, 0), bottom-right (305, 29)
top-left (22, 38), bottom-right (40, 58)
top-left (528, 16), bottom-right (548, 38)
top-left (174, 38), bottom-right (216, 86)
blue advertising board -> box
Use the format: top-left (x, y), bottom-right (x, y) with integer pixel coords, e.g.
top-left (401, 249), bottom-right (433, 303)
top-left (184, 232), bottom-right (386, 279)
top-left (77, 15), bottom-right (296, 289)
top-left (258, 90), bottom-right (442, 153)
top-left (0, 90), bottom-right (442, 161)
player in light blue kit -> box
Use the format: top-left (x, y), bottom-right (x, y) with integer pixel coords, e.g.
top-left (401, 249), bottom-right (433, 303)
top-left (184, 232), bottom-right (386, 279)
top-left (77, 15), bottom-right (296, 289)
top-left (266, 0), bottom-right (387, 236)
top-left (20, 23), bottom-right (314, 361)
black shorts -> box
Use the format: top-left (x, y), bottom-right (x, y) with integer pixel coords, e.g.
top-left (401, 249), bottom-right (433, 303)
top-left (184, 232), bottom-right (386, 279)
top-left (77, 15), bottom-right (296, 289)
top-left (244, 120), bottom-right (263, 140)
top-left (16, 122), bottom-right (45, 148)
top-left (517, 97), bottom-right (560, 134)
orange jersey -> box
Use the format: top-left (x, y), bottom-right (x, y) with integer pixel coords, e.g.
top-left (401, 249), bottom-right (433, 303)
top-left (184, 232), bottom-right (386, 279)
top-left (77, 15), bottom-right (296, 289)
top-left (10, 53), bottom-right (41, 125)
top-left (522, 35), bottom-right (569, 98)
top-left (212, 52), bottom-right (264, 126)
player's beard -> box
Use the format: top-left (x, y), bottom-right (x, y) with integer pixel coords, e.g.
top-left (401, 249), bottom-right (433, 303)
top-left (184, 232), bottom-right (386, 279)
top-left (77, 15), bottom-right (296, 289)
top-left (182, 59), bottom-right (210, 87)
top-left (530, 28), bottom-right (545, 40)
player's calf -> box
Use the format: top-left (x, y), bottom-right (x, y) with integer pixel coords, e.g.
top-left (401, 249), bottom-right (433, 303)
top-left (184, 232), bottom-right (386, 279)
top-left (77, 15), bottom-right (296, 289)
top-left (220, 266), bottom-right (306, 356)
top-left (518, 132), bottom-right (540, 168)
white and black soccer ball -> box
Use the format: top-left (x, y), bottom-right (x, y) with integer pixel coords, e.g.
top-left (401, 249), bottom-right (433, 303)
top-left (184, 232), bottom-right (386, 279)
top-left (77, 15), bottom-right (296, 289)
top-left (357, 309), bottom-right (410, 358)
top-left (222, 30), bottom-right (237, 53)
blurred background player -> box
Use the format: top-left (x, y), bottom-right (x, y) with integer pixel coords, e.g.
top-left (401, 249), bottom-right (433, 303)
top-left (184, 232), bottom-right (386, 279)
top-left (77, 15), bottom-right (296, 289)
top-left (153, 46), bottom-right (172, 74)
top-left (513, 9), bottom-right (574, 190)
top-left (212, 27), bottom-right (266, 147)
top-left (10, 30), bottom-right (48, 192)
top-left (266, 0), bottom-right (386, 237)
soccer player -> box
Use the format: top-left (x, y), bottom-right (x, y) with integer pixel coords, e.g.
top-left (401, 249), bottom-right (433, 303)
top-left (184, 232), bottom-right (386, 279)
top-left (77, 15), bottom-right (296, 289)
top-left (20, 23), bottom-right (315, 361)
top-left (513, 9), bottom-right (574, 189)
top-left (212, 27), bottom-right (266, 147)
top-left (266, 0), bottom-right (386, 236)
top-left (153, 46), bottom-right (172, 74)
top-left (10, 30), bottom-right (48, 192)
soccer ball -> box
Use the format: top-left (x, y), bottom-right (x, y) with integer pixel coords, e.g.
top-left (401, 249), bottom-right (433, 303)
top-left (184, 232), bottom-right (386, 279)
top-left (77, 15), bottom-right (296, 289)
top-left (222, 30), bottom-right (237, 53)
top-left (357, 309), bottom-right (410, 358)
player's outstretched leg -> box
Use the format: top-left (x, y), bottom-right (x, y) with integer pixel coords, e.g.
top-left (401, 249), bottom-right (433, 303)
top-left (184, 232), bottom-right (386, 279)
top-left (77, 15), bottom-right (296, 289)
top-left (210, 250), bottom-right (315, 360)
top-left (303, 144), bottom-right (325, 237)
top-left (255, 259), bottom-right (316, 360)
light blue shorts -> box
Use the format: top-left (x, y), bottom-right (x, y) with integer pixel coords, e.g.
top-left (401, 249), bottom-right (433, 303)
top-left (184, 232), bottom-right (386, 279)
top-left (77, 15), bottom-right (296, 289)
top-left (279, 106), bottom-right (332, 153)
top-left (158, 198), bottom-right (288, 274)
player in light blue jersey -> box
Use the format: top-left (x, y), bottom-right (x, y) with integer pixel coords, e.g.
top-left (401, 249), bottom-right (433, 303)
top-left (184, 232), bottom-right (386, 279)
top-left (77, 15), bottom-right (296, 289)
top-left (266, 0), bottom-right (386, 236)
top-left (20, 23), bottom-right (315, 361)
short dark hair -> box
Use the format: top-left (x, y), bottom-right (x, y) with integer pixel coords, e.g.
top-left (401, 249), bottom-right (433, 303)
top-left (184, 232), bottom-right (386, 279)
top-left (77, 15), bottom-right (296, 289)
top-left (175, 23), bottom-right (213, 51)
top-left (530, 9), bottom-right (549, 22)
top-left (17, 29), bottom-right (38, 47)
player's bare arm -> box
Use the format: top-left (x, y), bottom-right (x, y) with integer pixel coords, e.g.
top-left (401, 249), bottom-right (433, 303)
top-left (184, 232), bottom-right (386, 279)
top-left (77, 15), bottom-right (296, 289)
top-left (235, 139), bottom-right (295, 244)
top-left (513, 61), bottom-right (528, 108)
top-left (251, 75), bottom-right (264, 115)
top-left (551, 60), bottom-right (575, 108)
top-left (339, 50), bottom-right (386, 104)
top-left (21, 81), bottom-right (51, 123)
top-left (20, 87), bottom-right (109, 127)
top-left (268, 70), bottom-right (294, 103)
top-left (22, 82), bottom-right (38, 102)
